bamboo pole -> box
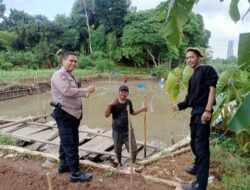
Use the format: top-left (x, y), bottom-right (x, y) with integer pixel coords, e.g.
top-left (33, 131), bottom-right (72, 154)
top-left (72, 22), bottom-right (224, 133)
top-left (46, 172), bottom-right (53, 190)
top-left (127, 105), bottom-right (133, 190)
top-left (138, 136), bottom-right (190, 165)
top-left (25, 122), bottom-right (158, 149)
top-left (139, 146), bottom-right (191, 165)
top-left (0, 115), bottom-right (47, 129)
top-left (143, 175), bottom-right (181, 188)
top-left (143, 96), bottom-right (147, 158)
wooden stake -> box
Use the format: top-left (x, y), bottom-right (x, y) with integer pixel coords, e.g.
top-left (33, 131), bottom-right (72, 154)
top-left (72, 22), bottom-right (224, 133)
top-left (46, 172), bottom-right (53, 190)
top-left (127, 105), bottom-right (133, 190)
top-left (143, 96), bottom-right (147, 158)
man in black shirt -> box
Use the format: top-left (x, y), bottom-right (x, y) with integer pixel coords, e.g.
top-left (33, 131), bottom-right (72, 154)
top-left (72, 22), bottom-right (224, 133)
top-left (172, 47), bottom-right (218, 190)
top-left (105, 85), bottom-right (147, 167)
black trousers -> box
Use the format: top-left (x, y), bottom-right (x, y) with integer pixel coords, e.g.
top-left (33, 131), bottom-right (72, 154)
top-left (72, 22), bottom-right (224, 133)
top-left (53, 108), bottom-right (81, 173)
top-left (190, 114), bottom-right (210, 188)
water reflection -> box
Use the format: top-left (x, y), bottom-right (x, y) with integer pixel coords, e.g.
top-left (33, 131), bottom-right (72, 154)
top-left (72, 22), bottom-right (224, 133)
top-left (0, 80), bottom-right (190, 146)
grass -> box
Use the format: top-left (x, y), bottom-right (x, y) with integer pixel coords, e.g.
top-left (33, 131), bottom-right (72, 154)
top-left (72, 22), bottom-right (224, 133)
top-left (0, 133), bottom-right (16, 145)
top-left (209, 136), bottom-right (250, 190)
top-left (0, 67), bottom-right (151, 85)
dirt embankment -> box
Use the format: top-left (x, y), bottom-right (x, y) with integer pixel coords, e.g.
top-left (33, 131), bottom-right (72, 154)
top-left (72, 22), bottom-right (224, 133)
top-left (0, 156), bottom-right (171, 190)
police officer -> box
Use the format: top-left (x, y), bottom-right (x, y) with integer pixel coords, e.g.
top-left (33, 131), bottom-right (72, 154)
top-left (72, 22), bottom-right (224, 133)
top-left (172, 47), bottom-right (218, 190)
top-left (51, 51), bottom-right (95, 182)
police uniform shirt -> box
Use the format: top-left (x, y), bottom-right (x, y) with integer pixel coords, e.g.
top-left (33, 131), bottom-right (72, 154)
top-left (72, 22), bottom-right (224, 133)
top-left (51, 67), bottom-right (89, 119)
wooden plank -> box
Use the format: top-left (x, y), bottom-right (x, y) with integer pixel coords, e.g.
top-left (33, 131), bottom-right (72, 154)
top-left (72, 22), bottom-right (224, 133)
top-left (10, 124), bottom-right (48, 140)
top-left (26, 121), bottom-right (159, 149)
top-left (79, 130), bottom-right (113, 160)
top-left (0, 123), bottom-right (25, 133)
top-left (0, 115), bottom-right (48, 129)
top-left (26, 121), bottom-right (58, 151)
top-left (51, 127), bottom-right (105, 144)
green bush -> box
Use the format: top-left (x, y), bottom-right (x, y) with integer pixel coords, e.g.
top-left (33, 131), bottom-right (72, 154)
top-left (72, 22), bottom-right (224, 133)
top-left (77, 55), bottom-right (94, 69)
top-left (0, 62), bottom-right (13, 70)
top-left (90, 51), bottom-right (105, 60)
top-left (96, 59), bottom-right (114, 72)
top-left (150, 64), bottom-right (170, 77)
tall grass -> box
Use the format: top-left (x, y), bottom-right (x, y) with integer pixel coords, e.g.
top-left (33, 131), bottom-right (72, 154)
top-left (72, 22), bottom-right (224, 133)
top-left (210, 136), bottom-right (250, 190)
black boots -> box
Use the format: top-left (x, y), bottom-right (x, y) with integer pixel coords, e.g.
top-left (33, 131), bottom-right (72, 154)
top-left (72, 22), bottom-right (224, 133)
top-left (58, 166), bottom-right (70, 174)
top-left (185, 166), bottom-right (197, 176)
top-left (182, 181), bottom-right (206, 190)
top-left (70, 171), bottom-right (93, 182)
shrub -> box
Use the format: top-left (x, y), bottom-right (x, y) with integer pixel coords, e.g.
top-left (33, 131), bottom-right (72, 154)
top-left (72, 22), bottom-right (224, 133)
top-left (0, 62), bottom-right (13, 70)
top-left (150, 64), bottom-right (170, 77)
top-left (95, 59), bottom-right (114, 72)
top-left (77, 55), bottom-right (94, 69)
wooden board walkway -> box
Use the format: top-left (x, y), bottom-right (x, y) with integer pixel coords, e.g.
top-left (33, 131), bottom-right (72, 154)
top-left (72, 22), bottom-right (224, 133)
top-left (0, 116), bottom-right (161, 164)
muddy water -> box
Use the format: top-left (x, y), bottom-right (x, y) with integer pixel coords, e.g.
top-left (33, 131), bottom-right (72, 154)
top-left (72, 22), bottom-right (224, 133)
top-left (0, 80), bottom-right (190, 146)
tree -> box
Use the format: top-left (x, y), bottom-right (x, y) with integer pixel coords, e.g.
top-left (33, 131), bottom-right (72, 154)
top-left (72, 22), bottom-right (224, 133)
top-left (94, 0), bottom-right (130, 38)
top-left (121, 10), bottom-right (167, 67)
top-left (0, 0), bottom-right (6, 19)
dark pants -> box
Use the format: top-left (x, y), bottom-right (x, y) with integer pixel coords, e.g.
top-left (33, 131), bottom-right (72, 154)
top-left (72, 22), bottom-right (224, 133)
top-left (112, 128), bottom-right (137, 164)
top-left (190, 114), bottom-right (210, 188)
top-left (53, 108), bottom-right (81, 173)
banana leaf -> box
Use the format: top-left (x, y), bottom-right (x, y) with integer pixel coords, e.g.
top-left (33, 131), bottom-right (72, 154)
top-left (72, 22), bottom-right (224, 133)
top-left (238, 33), bottom-right (250, 71)
top-left (211, 93), bottom-right (227, 124)
top-left (165, 67), bottom-right (183, 102)
top-left (182, 65), bottom-right (193, 88)
top-left (228, 92), bottom-right (250, 133)
top-left (229, 0), bottom-right (240, 22)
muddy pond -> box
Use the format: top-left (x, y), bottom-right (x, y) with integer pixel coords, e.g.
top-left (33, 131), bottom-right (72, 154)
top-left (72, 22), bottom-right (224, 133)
top-left (0, 80), bottom-right (190, 147)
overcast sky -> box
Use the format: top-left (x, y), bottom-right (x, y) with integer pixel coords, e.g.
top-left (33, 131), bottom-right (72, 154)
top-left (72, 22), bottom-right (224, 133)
top-left (3, 0), bottom-right (250, 58)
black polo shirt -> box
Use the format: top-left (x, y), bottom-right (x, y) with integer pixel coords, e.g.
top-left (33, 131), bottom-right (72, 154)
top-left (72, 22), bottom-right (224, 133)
top-left (178, 65), bottom-right (218, 112)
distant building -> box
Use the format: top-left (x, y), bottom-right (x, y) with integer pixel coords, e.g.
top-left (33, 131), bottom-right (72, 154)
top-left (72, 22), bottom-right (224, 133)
top-left (227, 40), bottom-right (234, 58)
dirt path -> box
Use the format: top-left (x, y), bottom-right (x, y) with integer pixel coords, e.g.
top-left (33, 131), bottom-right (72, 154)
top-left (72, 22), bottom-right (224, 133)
top-left (142, 152), bottom-right (224, 190)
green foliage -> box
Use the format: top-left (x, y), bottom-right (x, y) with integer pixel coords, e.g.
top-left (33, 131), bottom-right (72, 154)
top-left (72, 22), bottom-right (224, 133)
top-left (0, 30), bottom-right (17, 51)
top-left (101, 169), bottom-right (115, 177)
top-left (77, 55), bottom-right (94, 69)
top-left (165, 67), bottom-right (183, 103)
top-left (106, 32), bottom-right (117, 59)
top-left (91, 25), bottom-right (106, 51)
top-left (150, 64), bottom-right (170, 77)
top-left (16, 152), bottom-right (32, 159)
top-left (238, 33), bottom-right (250, 71)
top-left (165, 65), bottom-right (192, 102)
top-left (0, 133), bottom-right (16, 145)
top-left (161, 0), bottom-right (196, 47)
top-left (0, 0), bottom-right (5, 19)
top-left (210, 137), bottom-right (250, 189)
top-left (121, 10), bottom-right (167, 66)
top-left (0, 62), bottom-right (13, 70)
top-left (229, 0), bottom-right (240, 22)
top-left (94, 0), bottom-right (130, 36)
top-left (95, 58), bottom-right (115, 72)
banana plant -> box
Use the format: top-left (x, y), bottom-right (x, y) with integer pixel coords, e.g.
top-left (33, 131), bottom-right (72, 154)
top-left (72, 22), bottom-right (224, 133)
top-left (165, 65), bottom-right (192, 103)
top-left (163, 0), bottom-right (250, 152)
